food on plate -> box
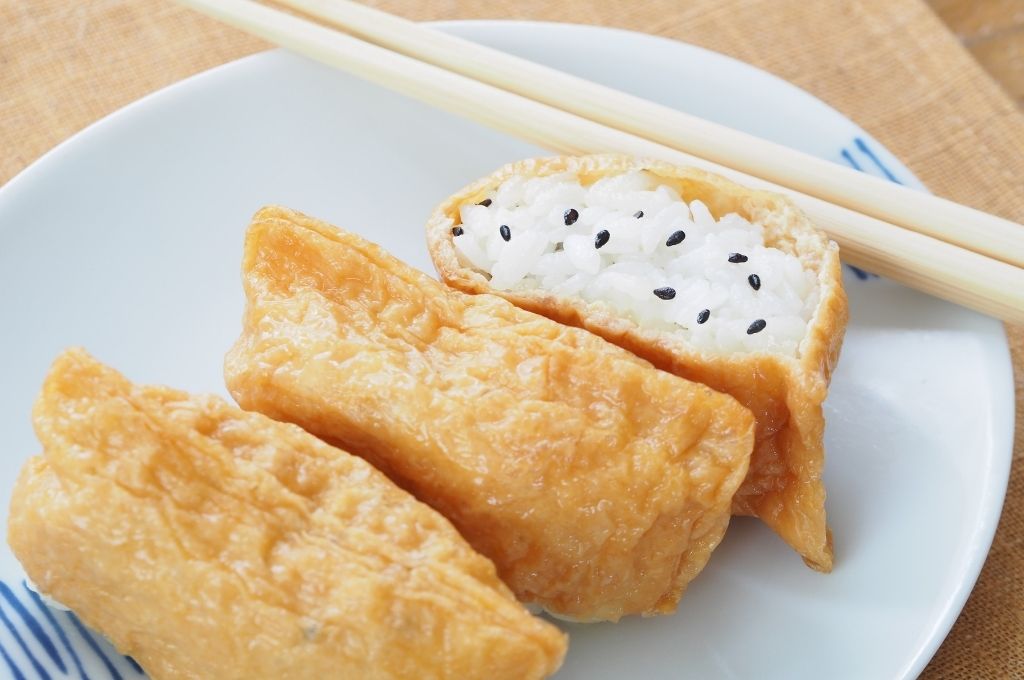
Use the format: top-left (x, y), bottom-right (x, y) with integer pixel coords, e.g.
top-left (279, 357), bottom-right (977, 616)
top-left (225, 206), bottom-right (755, 622)
top-left (425, 155), bottom-right (848, 571)
top-left (8, 348), bottom-right (566, 680)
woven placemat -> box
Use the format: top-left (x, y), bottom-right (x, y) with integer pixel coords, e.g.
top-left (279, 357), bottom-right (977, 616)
top-left (2, 0), bottom-right (1021, 676)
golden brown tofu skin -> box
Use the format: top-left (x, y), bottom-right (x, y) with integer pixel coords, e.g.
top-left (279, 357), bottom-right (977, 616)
top-left (425, 155), bottom-right (848, 572)
top-left (9, 349), bottom-right (566, 680)
top-left (225, 207), bottom-right (754, 622)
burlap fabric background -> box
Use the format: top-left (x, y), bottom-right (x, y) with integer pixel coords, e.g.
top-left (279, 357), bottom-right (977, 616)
top-left (2, 0), bottom-right (1021, 676)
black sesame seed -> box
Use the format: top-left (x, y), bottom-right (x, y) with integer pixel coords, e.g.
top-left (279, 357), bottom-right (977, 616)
top-left (594, 229), bottom-right (610, 249)
top-left (563, 208), bottom-right (579, 226)
top-left (478, 198), bottom-right (492, 207)
top-left (452, 226), bottom-right (464, 237)
top-left (499, 224), bottom-right (511, 242)
top-left (747, 319), bottom-right (767, 335)
top-left (697, 309), bottom-right (710, 324)
top-left (748, 273), bottom-right (761, 291)
top-left (634, 210), bottom-right (644, 219)
top-left (728, 253), bottom-right (749, 263)
top-left (665, 230), bottom-right (686, 247)
top-left (653, 287), bottom-right (676, 300)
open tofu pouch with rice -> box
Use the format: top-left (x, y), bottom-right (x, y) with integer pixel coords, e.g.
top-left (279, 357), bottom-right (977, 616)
top-left (426, 155), bottom-right (848, 571)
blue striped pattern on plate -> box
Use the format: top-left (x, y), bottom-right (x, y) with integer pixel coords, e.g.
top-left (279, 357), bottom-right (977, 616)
top-left (0, 581), bottom-right (144, 679)
top-left (839, 136), bottom-right (891, 280)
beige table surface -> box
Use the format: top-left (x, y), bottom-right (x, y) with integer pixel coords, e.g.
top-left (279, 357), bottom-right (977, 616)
top-left (2, 0), bottom-right (1022, 677)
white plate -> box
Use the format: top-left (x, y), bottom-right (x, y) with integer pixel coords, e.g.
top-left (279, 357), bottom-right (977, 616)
top-left (0, 21), bottom-right (1013, 680)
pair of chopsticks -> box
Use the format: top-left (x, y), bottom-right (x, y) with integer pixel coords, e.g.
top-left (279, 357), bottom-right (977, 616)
top-left (177, 0), bottom-right (1024, 323)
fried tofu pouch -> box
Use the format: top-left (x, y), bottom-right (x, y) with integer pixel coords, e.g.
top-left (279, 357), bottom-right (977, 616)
top-left (425, 155), bottom-right (848, 571)
top-left (224, 207), bottom-right (755, 622)
top-left (8, 349), bottom-right (566, 680)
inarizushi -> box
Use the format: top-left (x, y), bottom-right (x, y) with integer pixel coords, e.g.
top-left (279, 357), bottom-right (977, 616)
top-left (10, 349), bottom-right (567, 679)
top-left (426, 155), bottom-right (848, 571)
top-left (224, 206), bottom-right (755, 621)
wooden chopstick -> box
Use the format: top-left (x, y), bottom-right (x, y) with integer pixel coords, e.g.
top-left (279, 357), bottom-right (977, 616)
top-left (272, 0), bottom-right (1024, 270)
top-left (173, 0), bottom-right (1024, 324)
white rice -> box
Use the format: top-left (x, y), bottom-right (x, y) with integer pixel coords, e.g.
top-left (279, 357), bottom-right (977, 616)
top-left (453, 170), bottom-right (819, 356)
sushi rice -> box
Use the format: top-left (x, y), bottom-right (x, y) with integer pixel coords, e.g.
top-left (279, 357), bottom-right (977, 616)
top-left (453, 170), bottom-right (819, 356)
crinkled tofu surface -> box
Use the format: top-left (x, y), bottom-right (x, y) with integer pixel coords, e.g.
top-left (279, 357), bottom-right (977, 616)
top-left (8, 349), bottom-right (566, 680)
top-left (225, 207), bottom-right (755, 621)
